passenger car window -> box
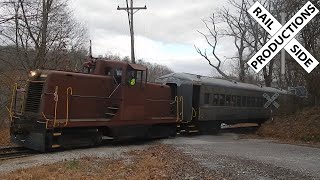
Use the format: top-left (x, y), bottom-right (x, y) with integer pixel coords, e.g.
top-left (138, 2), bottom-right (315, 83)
top-left (231, 96), bottom-right (236, 106)
top-left (226, 95), bottom-right (231, 106)
top-left (213, 94), bottom-right (219, 106)
top-left (242, 96), bottom-right (247, 107)
top-left (236, 96), bottom-right (241, 107)
top-left (219, 94), bottom-right (225, 106)
top-left (204, 93), bottom-right (210, 105)
top-left (254, 97), bottom-right (259, 107)
top-left (260, 98), bottom-right (264, 107)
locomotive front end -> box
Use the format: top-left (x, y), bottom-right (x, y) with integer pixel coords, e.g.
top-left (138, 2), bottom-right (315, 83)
top-left (10, 70), bottom-right (48, 152)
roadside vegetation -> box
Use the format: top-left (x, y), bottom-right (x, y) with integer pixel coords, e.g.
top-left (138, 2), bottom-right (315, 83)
top-left (258, 107), bottom-right (320, 143)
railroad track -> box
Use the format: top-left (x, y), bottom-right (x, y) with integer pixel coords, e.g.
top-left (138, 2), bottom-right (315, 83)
top-left (221, 125), bottom-right (260, 134)
top-left (0, 147), bottom-right (37, 161)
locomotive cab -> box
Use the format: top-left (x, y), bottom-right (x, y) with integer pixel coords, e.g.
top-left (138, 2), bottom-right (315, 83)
top-left (83, 59), bottom-right (147, 87)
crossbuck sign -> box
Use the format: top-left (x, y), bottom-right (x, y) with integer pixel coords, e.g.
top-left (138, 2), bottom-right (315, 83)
top-left (247, 1), bottom-right (319, 73)
top-left (263, 93), bottom-right (279, 109)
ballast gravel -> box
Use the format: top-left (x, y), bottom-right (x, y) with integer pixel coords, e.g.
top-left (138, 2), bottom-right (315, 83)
top-left (1, 134), bottom-right (320, 180)
top-left (0, 142), bottom-right (151, 173)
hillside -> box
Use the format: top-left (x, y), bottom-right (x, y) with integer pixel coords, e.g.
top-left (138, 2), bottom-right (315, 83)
top-left (258, 107), bottom-right (320, 143)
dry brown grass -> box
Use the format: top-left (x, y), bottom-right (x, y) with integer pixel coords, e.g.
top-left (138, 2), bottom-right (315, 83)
top-left (258, 107), bottom-right (320, 143)
top-left (0, 144), bottom-right (220, 180)
top-left (0, 128), bottom-right (12, 147)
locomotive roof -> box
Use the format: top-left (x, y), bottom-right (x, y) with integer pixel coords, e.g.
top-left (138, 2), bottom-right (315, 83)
top-left (156, 73), bottom-right (289, 94)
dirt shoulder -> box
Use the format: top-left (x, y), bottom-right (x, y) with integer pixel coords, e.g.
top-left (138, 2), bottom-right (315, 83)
top-left (0, 144), bottom-right (221, 180)
top-left (257, 107), bottom-right (320, 144)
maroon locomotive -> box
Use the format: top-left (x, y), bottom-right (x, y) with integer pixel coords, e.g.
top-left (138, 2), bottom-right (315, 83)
top-left (9, 59), bottom-right (178, 152)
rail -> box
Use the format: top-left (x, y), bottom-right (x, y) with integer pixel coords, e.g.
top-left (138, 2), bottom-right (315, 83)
top-left (0, 147), bottom-right (36, 161)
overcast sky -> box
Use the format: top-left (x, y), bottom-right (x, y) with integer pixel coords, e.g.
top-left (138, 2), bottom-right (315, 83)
top-left (70, 0), bottom-right (236, 76)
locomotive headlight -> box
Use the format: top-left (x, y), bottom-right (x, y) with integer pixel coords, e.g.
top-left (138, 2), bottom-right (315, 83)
top-left (29, 70), bottom-right (39, 77)
top-left (30, 70), bottom-right (37, 77)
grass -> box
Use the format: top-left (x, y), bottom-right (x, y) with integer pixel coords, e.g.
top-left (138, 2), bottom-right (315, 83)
top-left (65, 159), bottom-right (80, 170)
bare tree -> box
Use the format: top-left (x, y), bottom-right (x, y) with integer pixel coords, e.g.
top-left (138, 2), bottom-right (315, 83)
top-left (0, 0), bottom-right (88, 72)
top-left (137, 59), bottom-right (173, 82)
top-left (0, 0), bottom-right (88, 125)
top-left (194, 13), bottom-right (230, 80)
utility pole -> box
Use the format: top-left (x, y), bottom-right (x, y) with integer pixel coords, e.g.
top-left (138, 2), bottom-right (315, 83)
top-left (117, 0), bottom-right (147, 64)
top-left (280, 12), bottom-right (286, 75)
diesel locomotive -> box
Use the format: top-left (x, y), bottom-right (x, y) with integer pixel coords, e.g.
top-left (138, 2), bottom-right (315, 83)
top-left (9, 58), bottom-right (294, 152)
top-left (9, 59), bottom-right (177, 152)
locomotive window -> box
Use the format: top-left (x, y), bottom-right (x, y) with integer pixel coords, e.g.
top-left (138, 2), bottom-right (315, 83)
top-left (204, 93), bottom-right (210, 105)
top-left (114, 68), bottom-right (122, 84)
top-left (231, 96), bottom-right (236, 106)
top-left (213, 94), bottom-right (219, 105)
top-left (236, 96), bottom-right (241, 107)
top-left (219, 94), bottom-right (225, 106)
top-left (105, 67), bottom-right (112, 76)
top-left (242, 96), bottom-right (247, 107)
top-left (136, 71), bottom-right (146, 82)
top-left (83, 66), bottom-right (95, 74)
top-left (225, 95), bottom-right (231, 106)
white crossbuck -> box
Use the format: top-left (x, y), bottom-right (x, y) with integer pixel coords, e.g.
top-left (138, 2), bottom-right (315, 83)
top-left (247, 1), bottom-right (319, 73)
top-left (263, 93), bottom-right (280, 109)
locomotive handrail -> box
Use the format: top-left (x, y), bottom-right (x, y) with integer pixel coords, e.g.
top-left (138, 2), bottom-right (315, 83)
top-left (191, 107), bottom-right (197, 120)
top-left (108, 83), bottom-right (121, 98)
top-left (180, 96), bottom-right (184, 122)
top-left (175, 96), bottom-right (179, 121)
top-left (70, 94), bottom-right (122, 100)
top-left (20, 84), bottom-right (27, 114)
top-left (53, 86), bottom-right (59, 127)
top-left (65, 87), bottom-right (73, 127)
top-left (8, 83), bottom-right (18, 122)
top-left (42, 112), bottom-right (51, 129)
top-left (145, 99), bottom-right (173, 102)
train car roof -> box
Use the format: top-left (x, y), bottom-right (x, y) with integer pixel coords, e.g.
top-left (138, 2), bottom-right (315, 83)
top-left (156, 73), bottom-right (290, 94)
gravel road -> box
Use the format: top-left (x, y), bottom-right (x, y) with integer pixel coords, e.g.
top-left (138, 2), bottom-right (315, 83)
top-left (162, 133), bottom-right (320, 180)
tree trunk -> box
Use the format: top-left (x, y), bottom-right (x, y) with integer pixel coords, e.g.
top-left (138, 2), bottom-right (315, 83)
top-left (36, 0), bottom-right (52, 69)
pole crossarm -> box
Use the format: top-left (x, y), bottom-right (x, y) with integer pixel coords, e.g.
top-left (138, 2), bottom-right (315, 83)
top-left (117, 6), bottom-right (147, 10)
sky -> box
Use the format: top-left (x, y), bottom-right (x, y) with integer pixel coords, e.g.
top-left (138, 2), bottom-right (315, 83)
top-left (70, 0), bottom-right (236, 76)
